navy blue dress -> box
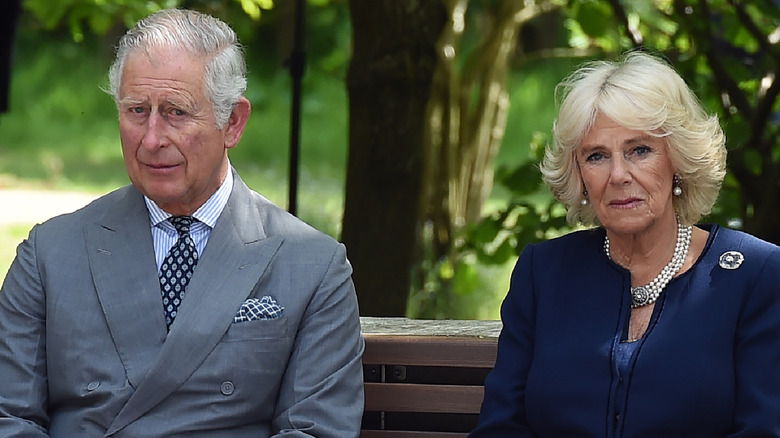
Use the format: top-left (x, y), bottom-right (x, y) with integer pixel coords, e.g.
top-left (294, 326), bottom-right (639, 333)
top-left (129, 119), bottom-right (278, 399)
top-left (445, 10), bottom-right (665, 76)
top-left (470, 225), bottom-right (780, 437)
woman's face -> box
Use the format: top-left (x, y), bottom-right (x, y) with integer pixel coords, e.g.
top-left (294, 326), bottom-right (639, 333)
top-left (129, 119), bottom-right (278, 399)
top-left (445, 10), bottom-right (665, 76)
top-left (577, 113), bottom-right (677, 236)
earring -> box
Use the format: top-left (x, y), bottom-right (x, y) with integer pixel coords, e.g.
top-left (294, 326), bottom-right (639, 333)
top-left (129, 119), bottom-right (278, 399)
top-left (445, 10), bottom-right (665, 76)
top-left (580, 189), bottom-right (589, 206)
top-left (673, 174), bottom-right (682, 196)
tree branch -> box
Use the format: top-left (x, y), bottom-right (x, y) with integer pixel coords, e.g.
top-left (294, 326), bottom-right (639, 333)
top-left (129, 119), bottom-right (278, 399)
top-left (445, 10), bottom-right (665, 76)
top-left (607, 0), bottom-right (643, 48)
top-left (728, 0), bottom-right (780, 62)
top-left (675, 0), bottom-right (753, 119)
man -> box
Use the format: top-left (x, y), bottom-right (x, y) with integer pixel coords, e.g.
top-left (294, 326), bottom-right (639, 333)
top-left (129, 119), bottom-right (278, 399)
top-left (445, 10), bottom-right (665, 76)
top-left (0, 9), bottom-right (364, 437)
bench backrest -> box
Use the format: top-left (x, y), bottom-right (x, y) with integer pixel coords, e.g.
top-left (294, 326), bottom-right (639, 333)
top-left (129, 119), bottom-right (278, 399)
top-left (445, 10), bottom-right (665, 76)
top-left (360, 318), bottom-right (501, 438)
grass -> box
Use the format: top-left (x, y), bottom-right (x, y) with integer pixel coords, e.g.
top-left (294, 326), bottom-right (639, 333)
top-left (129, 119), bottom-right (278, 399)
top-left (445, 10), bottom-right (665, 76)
top-left (0, 28), bottom-right (572, 319)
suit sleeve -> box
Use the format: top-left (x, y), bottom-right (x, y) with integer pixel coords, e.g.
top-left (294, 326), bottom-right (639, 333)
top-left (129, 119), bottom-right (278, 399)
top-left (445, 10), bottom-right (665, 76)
top-left (0, 226), bottom-right (51, 436)
top-left (469, 244), bottom-right (538, 438)
top-left (728, 245), bottom-right (780, 436)
top-left (271, 242), bottom-right (364, 438)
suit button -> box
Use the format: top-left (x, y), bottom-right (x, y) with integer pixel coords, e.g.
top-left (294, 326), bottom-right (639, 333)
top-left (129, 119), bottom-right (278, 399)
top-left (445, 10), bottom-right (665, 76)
top-left (220, 381), bottom-right (235, 396)
top-left (86, 381), bottom-right (100, 391)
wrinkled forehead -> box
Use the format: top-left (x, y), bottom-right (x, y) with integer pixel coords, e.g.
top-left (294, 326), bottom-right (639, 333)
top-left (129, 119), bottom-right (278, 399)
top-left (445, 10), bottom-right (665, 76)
top-left (119, 48), bottom-right (207, 99)
top-left (575, 97), bottom-right (669, 150)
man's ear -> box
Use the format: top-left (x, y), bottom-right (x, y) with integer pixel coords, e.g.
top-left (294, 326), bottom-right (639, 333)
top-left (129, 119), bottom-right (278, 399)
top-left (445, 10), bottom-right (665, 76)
top-left (224, 97), bottom-right (251, 150)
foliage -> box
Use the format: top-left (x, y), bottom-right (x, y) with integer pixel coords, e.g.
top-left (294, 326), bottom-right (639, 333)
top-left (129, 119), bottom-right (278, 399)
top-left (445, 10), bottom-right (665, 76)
top-left (462, 131), bottom-right (570, 266)
top-left (22, 0), bottom-right (273, 42)
top-left (465, 0), bottom-right (780, 275)
top-left (408, 0), bottom-right (568, 318)
top-left (0, 10), bottom-right (350, 233)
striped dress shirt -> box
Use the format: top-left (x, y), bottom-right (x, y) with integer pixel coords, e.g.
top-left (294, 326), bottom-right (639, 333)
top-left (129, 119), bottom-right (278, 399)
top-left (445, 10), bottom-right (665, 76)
top-left (145, 168), bottom-right (233, 271)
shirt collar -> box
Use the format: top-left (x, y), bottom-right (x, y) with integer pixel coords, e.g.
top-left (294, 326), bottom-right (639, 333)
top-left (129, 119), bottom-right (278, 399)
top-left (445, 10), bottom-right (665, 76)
top-left (145, 165), bottom-right (234, 229)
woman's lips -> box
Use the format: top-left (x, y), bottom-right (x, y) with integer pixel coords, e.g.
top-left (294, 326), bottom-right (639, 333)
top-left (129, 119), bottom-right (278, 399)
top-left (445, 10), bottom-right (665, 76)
top-left (610, 197), bottom-right (642, 209)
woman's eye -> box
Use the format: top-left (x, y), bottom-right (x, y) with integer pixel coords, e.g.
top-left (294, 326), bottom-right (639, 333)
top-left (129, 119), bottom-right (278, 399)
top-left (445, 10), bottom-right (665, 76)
top-left (633, 145), bottom-right (652, 156)
top-left (586, 152), bottom-right (604, 162)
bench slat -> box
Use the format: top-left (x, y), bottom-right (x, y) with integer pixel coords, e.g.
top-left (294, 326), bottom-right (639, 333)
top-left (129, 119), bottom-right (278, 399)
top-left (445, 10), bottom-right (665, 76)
top-left (360, 431), bottom-right (468, 438)
top-left (362, 335), bottom-right (497, 368)
top-left (364, 382), bottom-right (484, 414)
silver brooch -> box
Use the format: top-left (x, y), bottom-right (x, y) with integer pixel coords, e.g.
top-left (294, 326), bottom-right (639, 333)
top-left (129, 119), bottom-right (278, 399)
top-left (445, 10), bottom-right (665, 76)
top-left (719, 251), bottom-right (744, 270)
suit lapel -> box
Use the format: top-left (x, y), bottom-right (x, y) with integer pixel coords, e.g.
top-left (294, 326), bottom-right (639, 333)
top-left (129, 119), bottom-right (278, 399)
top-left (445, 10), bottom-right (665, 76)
top-left (106, 174), bottom-right (283, 436)
top-left (87, 186), bottom-right (167, 389)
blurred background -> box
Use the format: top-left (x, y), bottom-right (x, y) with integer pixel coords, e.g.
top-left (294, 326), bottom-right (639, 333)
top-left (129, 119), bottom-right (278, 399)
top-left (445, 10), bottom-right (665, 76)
top-left (1, 0), bottom-right (778, 319)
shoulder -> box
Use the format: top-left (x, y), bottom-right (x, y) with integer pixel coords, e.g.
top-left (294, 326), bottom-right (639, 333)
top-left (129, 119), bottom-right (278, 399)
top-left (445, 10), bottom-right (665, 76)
top-left (31, 185), bottom-right (137, 231)
top-left (510, 227), bottom-right (612, 285)
top-left (708, 225), bottom-right (780, 267)
top-left (710, 225), bottom-right (779, 253)
top-left (235, 180), bottom-right (343, 254)
top-left (701, 225), bottom-right (780, 293)
top-left (527, 227), bottom-right (605, 260)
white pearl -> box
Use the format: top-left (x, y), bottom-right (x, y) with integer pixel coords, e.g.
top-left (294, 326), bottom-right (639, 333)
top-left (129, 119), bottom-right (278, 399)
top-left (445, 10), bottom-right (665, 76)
top-left (605, 219), bottom-right (692, 308)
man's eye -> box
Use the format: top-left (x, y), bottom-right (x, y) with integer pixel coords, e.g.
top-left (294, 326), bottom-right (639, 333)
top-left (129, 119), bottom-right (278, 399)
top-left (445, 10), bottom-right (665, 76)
top-left (170, 108), bottom-right (186, 117)
top-left (130, 107), bottom-right (145, 114)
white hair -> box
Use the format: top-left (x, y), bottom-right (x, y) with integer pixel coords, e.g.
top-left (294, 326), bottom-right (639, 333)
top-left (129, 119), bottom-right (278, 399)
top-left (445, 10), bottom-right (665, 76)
top-left (107, 8), bottom-right (246, 128)
top-left (540, 51), bottom-right (727, 226)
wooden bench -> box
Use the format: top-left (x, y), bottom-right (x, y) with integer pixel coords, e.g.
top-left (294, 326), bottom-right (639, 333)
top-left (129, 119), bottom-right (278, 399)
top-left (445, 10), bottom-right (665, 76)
top-left (360, 317), bottom-right (501, 438)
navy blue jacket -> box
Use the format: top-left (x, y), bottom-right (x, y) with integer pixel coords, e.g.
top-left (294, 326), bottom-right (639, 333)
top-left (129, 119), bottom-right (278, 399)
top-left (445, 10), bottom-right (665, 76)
top-left (471, 225), bottom-right (780, 437)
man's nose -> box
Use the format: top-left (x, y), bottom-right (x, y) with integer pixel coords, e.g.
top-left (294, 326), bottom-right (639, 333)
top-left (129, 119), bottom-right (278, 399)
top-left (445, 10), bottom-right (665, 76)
top-left (141, 112), bottom-right (167, 150)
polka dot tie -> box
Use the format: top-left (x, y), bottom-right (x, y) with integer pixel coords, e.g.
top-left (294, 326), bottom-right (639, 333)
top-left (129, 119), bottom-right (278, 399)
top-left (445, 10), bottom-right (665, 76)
top-left (159, 216), bottom-right (199, 329)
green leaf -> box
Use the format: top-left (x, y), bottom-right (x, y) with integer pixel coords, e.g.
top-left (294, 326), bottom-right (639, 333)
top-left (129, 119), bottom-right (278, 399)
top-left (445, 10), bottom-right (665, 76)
top-left (88, 10), bottom-right (114, 35)
top-left (743, 149), bottom-right (763, 176)
top-left (453, 262), bottom-right (480, 296)
top-left (438, 259), bottom-right (455, 280)
top-left (24, 0), bottom-right (71, 30)
top-left (239, 0), bottom-right (261, 20)
top-left (496, 163), bottom-right (542, 195)
top-left (237, 0), bottom-right (273, 20)
top-left (468, 217), bottom-right (503, 245)
top-left (67, 12), bottom-right (85, 42)
top-left (572, 0), bottom-right (612, 39)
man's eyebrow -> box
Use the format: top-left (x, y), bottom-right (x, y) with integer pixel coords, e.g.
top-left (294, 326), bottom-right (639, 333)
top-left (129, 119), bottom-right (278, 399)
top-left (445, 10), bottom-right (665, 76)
top-left (166, 98), bottom-right (197, 111)
top-left (117, 97), bottom-right (196, 112)
top-left (117, 97), bottom-right (146, 106)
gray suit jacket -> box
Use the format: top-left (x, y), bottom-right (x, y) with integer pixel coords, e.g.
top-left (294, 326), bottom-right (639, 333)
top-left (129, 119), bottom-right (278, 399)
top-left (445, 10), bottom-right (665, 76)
top-left (0, 171), bottom-right (365, 437)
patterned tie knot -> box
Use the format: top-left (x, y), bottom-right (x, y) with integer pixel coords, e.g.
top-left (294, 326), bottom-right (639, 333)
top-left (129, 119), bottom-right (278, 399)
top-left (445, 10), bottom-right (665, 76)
top-left (169, 215), bottom-right (194, 236)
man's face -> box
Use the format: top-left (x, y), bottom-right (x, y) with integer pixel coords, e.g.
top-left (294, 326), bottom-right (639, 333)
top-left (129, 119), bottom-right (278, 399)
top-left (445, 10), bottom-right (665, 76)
top-left (117, 46), bottom-right (234, 215)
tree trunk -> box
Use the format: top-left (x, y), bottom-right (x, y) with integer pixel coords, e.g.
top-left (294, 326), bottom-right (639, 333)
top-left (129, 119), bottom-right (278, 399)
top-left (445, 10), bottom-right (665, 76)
top-left (411, 0), bottom-right (559, 317)
top-left (343, 0), bottom-right (448, 316)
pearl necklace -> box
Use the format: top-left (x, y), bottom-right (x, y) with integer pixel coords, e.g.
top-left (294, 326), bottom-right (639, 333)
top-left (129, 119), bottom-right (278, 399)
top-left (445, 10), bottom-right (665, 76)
top-left (604, 222), bottom-right (692, 308)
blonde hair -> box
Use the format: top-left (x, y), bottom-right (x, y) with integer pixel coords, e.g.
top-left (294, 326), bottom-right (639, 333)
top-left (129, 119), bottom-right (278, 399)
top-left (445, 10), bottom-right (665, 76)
top-left (540, 51), bottom-right (727, 226)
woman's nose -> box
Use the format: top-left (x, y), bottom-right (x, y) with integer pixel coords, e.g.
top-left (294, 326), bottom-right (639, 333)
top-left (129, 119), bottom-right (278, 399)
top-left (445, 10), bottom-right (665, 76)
top-left (608, 157), bottom-right (632, 185)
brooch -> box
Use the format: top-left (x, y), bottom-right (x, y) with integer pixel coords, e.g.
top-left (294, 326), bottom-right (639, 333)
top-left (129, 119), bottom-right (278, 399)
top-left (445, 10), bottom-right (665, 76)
top-left (718, 251), bottom-right (744, 270)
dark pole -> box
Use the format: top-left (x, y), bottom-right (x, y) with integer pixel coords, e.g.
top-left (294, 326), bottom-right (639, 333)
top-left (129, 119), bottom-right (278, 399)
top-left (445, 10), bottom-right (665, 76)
top-left (1, 0), bottom-right (22, 116)
top-left (287, 0), bottom-right (306, 215)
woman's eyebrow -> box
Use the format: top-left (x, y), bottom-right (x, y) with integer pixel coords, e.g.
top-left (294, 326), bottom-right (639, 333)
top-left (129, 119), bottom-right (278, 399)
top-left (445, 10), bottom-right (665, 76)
top-left (624, 134), bottom-right (656, 145)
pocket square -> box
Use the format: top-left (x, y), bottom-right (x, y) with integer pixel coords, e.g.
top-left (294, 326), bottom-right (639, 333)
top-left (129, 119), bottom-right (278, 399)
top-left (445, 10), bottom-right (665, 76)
top-left (233, 296), bottom-right (284, 323)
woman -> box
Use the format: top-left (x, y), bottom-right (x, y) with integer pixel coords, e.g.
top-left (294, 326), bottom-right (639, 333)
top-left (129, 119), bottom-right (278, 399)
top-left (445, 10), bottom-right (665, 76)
top-left (470, 51), bottom-right (780, 437)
